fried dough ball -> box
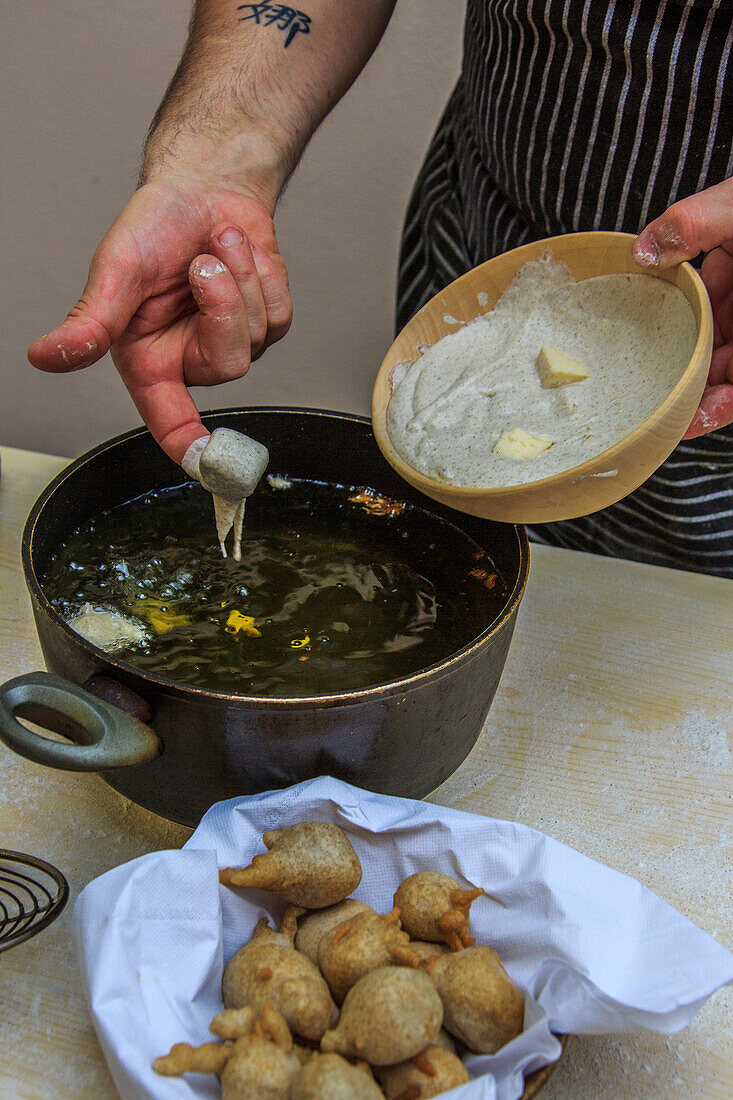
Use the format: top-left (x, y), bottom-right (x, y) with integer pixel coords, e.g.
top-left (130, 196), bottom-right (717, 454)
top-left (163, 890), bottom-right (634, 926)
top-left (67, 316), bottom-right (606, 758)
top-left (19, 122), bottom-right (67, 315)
top-left (221, 1035), bottom-right (300, 1100)
top-left (293, 1044), bottom-right (317, 1066)
top-left (223, 924), bottom-right (338, 1041)
top-left (220, 821), bottom-right (362, 907)
top-left (154, 1003), bottom-right (294, 1084)
top-left (394, 873), bottom-right (483, 951)
top-left (389, 940), bottom-right (451, 970)
top-left (321, 966), bottom-right (443, 1066)
top-left (210, 1003), bottom-right (293, 1050)
top-left (280, 904), bottom-right (307, 943)
top-left (153, 1041), bottom-right (232, 1077)
top-left (318, 907), bottom-right (415, 1002)
top-left (404, 942), bottom-right (451, 964)
top-left (433, 1029), bottom-right (457, 1055)
top-left (210, 1007), bottom-right (260, 1041)
top-left (294, 899), bottom-right (372, 964)
top-left (291, 1051), bottom-right (385, 1099)
top-left (375, 1045), bottom-right (471, 1099)
top-left (422, 946), bottom-right (524, 1054)
top-left (154, 1033), bottom-right (299, 1100)
top-left (245, 915), bottom-right (297, 952)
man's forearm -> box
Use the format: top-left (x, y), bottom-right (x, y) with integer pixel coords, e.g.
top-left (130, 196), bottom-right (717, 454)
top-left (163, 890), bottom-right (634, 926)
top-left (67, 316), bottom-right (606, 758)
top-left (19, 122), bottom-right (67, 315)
top-left (142, 0), bottom-right (397, 208)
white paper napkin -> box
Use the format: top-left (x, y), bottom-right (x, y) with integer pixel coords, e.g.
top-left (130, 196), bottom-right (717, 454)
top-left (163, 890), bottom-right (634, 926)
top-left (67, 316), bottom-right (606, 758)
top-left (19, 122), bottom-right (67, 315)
top-left (74, 777), bottom-right (733, 1100)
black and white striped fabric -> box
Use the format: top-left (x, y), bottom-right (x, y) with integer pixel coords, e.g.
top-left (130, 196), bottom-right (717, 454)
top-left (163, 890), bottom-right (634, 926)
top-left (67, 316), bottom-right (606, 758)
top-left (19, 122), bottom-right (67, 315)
top-left (396, 0), bottom-right (733, 577)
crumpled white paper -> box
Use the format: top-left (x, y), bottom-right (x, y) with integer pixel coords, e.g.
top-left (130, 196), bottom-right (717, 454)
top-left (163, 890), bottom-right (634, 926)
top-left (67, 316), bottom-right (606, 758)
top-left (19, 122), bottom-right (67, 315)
top-left (74, 777), bottom-right (733, 1100)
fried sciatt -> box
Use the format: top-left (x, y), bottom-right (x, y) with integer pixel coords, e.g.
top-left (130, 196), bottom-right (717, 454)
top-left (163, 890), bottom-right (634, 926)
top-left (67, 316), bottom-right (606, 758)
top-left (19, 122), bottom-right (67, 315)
top-left (432, 1029), bottom-right (457, 1055)
top-left (290, 1051), bottom-right (385, 1099)
top-left (321, 966), bottom-right (443, 1066)
top-left (375, 1044), bottom-right (471, 1099)
top-left (220, 821), bottom-right (362, 908)
top-left (223, 917), bottom-right (338, 1041)
top-left (153, 1003), bottom-right (301, 1100)
top-left (153, 1041), bottom-right (232, 1077)
top-left (402, 941), bottom-right (451, 964)
top-left (221, 1036), bottom-right (300, 1100)
top-left (154, 1002), bottom-right (291, 1075)
top-left (237, 912), bottom-right (299, 954)
top-left (210, 1003), bottom-right (292, 1049)
top-left (394, 872), bottom-right (483, 951)
top-left (421, 945), bottom-right (524, 1054)
top-left (318, 907), bottom-right (417, 1003)
top-left (294, 898), bottom-right (372, 964)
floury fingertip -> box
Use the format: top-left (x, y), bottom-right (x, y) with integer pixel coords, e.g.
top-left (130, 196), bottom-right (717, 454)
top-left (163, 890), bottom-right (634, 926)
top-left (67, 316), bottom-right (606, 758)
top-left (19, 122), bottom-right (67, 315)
top-left (195, 258), bottom-right (227, 279)
top-left (632, 235), bottom-right (659, 266)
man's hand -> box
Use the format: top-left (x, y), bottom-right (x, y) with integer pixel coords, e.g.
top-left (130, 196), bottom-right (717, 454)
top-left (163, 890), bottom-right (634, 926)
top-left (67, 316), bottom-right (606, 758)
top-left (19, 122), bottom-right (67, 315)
top-left (27, 0), bottom-right (397, 464)
top-left (27, 180), bottom-right (291, 464)
top-left (633, 176), bottom-right (733, 439)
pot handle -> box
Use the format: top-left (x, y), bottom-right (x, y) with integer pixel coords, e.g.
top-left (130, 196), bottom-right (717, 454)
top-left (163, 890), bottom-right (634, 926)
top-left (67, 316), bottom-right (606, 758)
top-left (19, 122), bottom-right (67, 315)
top-left (0, 672), bottom-right (161, 771)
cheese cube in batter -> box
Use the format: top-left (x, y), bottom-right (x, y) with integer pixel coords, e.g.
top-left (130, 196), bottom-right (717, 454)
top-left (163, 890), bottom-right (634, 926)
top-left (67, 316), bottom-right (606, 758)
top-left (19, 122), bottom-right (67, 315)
top-left (535, 346), bottom-right (589, 388)
top-left (198, 428), bottom-right (269, 501)
top-left (493, 428), bottom-right (555, 459)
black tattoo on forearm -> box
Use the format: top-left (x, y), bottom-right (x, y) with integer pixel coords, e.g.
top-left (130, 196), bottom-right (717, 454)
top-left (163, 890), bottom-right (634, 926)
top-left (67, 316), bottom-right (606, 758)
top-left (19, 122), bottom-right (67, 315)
top-left (237, 4), bottom-right (312, 47)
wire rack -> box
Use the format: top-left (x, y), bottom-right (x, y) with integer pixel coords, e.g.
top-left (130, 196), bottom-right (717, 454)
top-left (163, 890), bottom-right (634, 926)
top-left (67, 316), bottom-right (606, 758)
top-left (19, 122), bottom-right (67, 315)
top-left (0, 849), bottom-right (69, 952)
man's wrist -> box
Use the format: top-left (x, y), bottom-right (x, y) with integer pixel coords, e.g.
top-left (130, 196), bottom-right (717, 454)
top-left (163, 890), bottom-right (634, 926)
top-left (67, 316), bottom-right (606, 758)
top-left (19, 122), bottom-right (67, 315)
top-left (139, 30), bottom-right (306, 212)
top-left (140, 121), bottom-right (293, 213)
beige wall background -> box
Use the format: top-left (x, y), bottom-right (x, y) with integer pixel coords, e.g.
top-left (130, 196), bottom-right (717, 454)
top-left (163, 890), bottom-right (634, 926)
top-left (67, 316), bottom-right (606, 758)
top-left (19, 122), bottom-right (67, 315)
top-left (3, 1), bottom-right (465, 458)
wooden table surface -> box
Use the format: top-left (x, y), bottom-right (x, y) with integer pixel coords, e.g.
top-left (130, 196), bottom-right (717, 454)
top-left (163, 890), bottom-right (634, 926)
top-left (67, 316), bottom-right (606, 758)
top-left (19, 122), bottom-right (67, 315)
top-left (0, 445), bottom-right (730, 1100)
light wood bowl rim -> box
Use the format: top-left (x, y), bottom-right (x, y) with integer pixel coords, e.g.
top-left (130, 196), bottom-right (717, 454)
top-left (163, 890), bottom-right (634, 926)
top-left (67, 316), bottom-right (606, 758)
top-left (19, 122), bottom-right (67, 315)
top-left (372, 232), bottom-right (713, 520)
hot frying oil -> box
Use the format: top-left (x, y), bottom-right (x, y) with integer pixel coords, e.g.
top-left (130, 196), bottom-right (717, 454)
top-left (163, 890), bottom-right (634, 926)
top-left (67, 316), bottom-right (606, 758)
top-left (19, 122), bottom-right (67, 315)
top-left (43, 479), bottom-right (507, 697)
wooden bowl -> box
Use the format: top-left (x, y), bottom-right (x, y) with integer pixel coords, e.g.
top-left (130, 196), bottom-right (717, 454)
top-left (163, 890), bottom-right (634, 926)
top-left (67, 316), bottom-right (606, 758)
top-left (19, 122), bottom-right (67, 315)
top-left (372, 232), bottom-right (713, 523)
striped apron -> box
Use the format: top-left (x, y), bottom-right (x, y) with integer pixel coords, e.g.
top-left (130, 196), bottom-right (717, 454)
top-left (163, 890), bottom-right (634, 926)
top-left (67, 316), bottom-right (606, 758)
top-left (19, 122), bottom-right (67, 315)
top-left (396, 0), bottom-right (733, 577)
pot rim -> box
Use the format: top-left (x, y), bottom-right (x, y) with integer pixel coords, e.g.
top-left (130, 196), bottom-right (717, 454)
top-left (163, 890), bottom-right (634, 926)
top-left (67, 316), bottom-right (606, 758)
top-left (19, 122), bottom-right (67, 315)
top-left (23, 406), bottom-right (530, 707)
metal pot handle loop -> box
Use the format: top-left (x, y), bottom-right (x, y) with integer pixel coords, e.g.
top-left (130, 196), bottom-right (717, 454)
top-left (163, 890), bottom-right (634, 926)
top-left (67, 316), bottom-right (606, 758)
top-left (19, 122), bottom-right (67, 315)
top-left (0, 672), bottom-right (161, 771)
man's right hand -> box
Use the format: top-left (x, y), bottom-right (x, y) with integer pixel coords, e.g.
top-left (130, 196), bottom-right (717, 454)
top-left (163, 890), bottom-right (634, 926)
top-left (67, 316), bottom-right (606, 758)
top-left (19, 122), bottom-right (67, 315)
top-left (27, 0), bottom-right (398, 464)
top-left (27, 179), bottom-right (292, 464)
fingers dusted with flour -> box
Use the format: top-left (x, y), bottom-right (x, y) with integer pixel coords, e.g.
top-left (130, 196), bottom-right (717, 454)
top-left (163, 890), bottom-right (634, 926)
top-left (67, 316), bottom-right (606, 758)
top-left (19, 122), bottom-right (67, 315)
top-left (633, 178), bottom-right (733, 269)
top-left (209, 225), bottom-right (270, 358)
top-left (27, 232), bottom-right (145, 374)
top-left (634, 177), bottom-right (733, 437)
top-left (27, 181), bottom-right (293, 467)
top-left (28, 0), bottom-right (399, 467)
top-left (185, 252), bottom-right (254, 386)
top-left (683, 384), bottom-right (733, 440)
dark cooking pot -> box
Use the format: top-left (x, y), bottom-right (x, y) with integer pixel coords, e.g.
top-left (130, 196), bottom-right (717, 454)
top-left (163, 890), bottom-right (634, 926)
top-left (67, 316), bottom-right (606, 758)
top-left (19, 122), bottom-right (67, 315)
top-left (0, 409), bottom-right (529, 826)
